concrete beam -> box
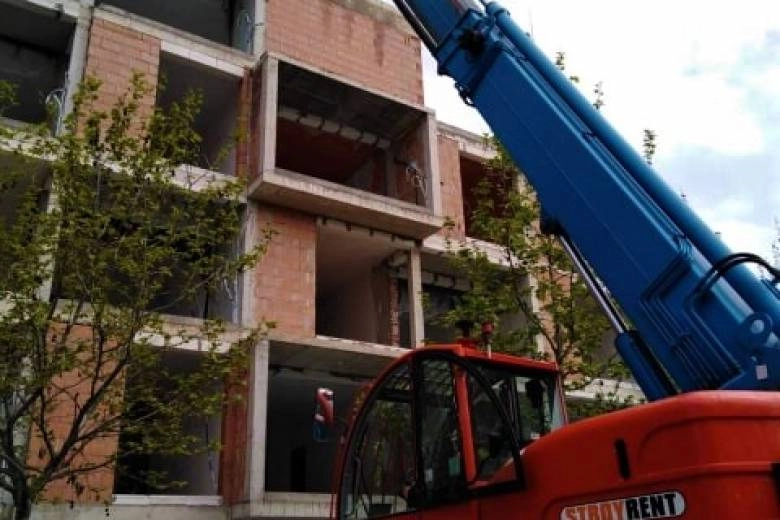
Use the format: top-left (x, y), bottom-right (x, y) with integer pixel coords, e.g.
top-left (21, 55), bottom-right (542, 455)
top-left (94, 7), bottom-right (255, 69)
top-left (249, 168), bottom-right (444, 240)
top-left (437, 121), bottom-right (496, 162)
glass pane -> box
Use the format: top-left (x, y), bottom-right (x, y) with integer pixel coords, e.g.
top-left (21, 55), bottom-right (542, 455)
top-left (341, 364), bottom-right (415, 519)
top-left (418, 359), bottom-right (466, 503)
top-left (467, 373), bottom-right (515, 485)
top-left (468, 363), bottom-right (564, 486)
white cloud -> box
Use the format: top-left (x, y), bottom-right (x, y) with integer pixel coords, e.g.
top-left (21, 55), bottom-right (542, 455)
top-left (412, 0), bottom-right (779, 258)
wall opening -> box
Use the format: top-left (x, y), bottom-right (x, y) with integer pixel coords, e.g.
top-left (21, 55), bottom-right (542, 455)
top-left (0, 2), bottom-right (74, 126)
top-left (0, 155), bottom-right (50, 292)
top-left (275, 61), bottom-right (430, 208)
top-left (315, 220), bottom-right (408, 346)
top-left (99, 0), bottom-right (255, 51)
top-left (50, 182), bottom-right (242, 323)
top-left (157, 52), bottom-right (242, 176)
top-left (114, 350), bottom-right (223, 496)
top-left (265, 366), bottom-right (363, 493)
top-left (460, 155), bottom-right (515, 241)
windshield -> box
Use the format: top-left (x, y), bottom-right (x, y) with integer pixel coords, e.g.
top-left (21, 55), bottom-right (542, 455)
top-left (467, 362), bottom-right (564, 483)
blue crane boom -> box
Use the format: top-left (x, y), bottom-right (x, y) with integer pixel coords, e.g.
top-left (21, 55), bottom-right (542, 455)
top-left (393, 0), bottom-right (780, 400)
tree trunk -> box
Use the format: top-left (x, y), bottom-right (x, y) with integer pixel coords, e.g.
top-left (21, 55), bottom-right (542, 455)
top-left (12, 484), bottom-right (31, 520)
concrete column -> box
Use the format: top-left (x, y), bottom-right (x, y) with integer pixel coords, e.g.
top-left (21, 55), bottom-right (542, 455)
top-left (259, 57), bottom-right (279, 176)
top-left (253, 0), bottom-right (266, 57)
top-left (407, 246), bottom-right (424, 347)
top-left (240, 203), bottom-right (257, 327)
top-left (62, 4), bottom-right (91, 123)
top-left (246, 339), bottom-right (270, 511)
top-left (423, 113), bottom-right (442, 214)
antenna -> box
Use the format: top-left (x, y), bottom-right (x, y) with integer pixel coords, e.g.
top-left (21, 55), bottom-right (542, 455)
top-left (773, 217), bottom-right (780, 269)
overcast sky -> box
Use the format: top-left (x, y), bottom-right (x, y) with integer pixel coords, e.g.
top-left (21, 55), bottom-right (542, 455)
top-left (414, 0), bottom-right (779, 263)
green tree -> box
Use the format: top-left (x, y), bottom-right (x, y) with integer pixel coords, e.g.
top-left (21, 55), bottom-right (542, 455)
top-left (442, 52), bottom-right (652, 418)
top-left (0, 76), bottom-right (271, 520)
top-left (443, 139), bottom-right (635, 417)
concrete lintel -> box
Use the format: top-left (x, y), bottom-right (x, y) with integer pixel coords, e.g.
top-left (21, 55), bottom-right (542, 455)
top-left (250, 168), bottom-right (443, 240)
top-left (316, 216), bottom-right (417, 250)
top-left (437, 121), bottom-right (496, 162)
top-left (268, 51), bottom-right (432, 115)
top-left (268, 333), bottom-right (405, 377)
top-left (422, 234), bottom-right (510, 267)
top-left (161, 40), bottom-right (245, 77)
top-left (3, 0), bottom-right (82, 20)
top-left (94, 6), bottom-right (255, 69)
top-left (172, 164), bottom-right (246, 201)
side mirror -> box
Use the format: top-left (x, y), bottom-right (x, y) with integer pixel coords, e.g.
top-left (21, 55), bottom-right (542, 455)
top-left (313, 387), bottom-right (334, 442)
top-left (525, 380), bottom-right (544, 410)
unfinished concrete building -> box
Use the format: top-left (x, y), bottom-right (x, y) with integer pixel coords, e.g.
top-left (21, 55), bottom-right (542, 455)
top-left (0, 0), bottom-right (565, 519)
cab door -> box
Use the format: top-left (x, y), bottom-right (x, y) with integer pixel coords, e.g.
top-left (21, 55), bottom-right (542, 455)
top-left (413, 356), bottom-right (481, 520)
top-left (337, 361), bottom-right (420, 520)
top-left (412, 353), bottom-right (530, 520)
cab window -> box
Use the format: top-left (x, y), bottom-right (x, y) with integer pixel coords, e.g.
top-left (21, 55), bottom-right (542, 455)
top-left (417, 358), bottom-right (466, 504)
top-left (468, 364), bottom-right (564, 485)
top-left (340, 363), bottom-right (416, 519)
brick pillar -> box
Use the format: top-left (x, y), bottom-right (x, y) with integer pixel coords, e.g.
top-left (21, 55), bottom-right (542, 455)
top-left (84, 18), bottom-right (160, 123)
top-left (437, 135), bottom-right (466, 239)
top-left (253, 206), bottom-right (316, 336)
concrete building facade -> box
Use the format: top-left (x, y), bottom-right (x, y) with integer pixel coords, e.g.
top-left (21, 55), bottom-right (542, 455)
top-left (0, 0), bottom-right (587, 518)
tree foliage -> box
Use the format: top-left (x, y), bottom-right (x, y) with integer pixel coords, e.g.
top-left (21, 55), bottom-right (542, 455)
top-left (0, 76), bottom-right (270, 519)
top-left (441, 52), bottom-right (654, 419)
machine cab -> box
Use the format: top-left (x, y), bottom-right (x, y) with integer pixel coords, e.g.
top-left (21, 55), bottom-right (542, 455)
top-left (336, 343), bottom-right (565, 519)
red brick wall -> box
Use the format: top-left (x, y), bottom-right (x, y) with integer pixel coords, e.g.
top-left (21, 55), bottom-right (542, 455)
top-left (85, 19), bottom-right (160, 121)
top-left (437, 135), bottom-right (466, 238)
top-left (254, 206), bottom-right (316, 336)
top-left (219, 370), bottom-right (249, 504)
top-left (27, 325), bottom-right (121, 504)
top-left (266, 0), bottom-right (423, 105)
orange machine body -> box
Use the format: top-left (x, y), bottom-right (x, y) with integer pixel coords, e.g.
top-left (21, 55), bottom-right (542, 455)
top-left (333, 343), bottom-right (780, 519)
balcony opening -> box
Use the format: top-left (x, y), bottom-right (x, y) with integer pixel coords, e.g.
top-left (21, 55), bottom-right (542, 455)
top-left (265, 366), bottom-right (363, 493)
top-left (157, 52), bottom-right (242, 177)
top-left (0, 2), bottom-right (74, 126)
top-left (114, 349), bottom-right (223, 496)
top-left (275, 61), bottom-right (430, 208)
top-left (315, 220), bottom-right (408, 346)
top-left (461, 155), bottom-right (515, 241)
top-left (51, 180), bottom-right (242, 323)
top-left (0, 155), bottom-right (50, 292)
top-left (99, 0), bottom-right (255, 52)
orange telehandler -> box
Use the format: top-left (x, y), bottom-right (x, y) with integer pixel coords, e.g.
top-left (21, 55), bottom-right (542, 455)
top-left (321, 1), bottom-right (780, 518)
